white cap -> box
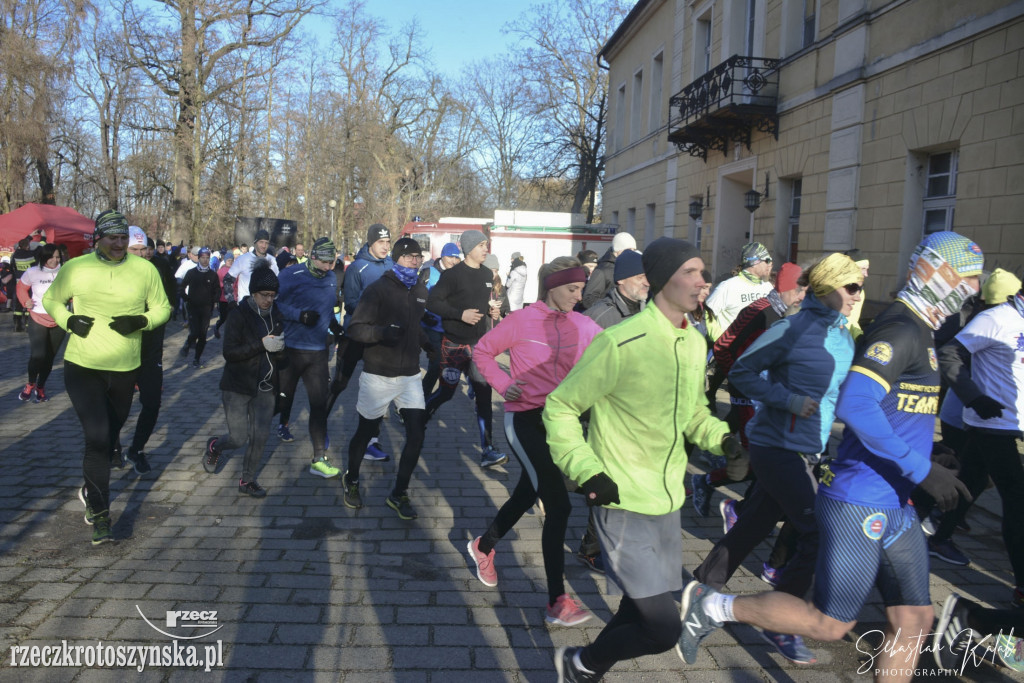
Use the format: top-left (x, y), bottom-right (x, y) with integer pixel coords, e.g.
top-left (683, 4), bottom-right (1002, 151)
top-left (128, 225), bottom-right (147, 248)
top-left (612, 232), bottom-right (637, 252)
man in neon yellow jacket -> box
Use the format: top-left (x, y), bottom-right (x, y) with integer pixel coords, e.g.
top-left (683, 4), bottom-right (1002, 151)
top-left (43, 210), bottom-right (171, 545)
top-left (545, 237), bottom-right (745, 681)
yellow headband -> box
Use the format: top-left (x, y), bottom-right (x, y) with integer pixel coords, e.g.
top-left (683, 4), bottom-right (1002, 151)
top-left (810, 253), bottom-right (864, 298)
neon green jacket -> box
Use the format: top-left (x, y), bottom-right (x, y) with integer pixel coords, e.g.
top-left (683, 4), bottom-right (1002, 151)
top-left (543, 301), bottom-right (730, 516)
top-left (43, 253), bottom-right (171, 372)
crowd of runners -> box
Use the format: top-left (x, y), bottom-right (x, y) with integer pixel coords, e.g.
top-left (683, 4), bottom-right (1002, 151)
top-left (3, 210), bottom-right (1023, 681)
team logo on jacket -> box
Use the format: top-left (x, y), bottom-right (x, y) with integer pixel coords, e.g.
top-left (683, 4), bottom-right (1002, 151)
top-left (865, 342), bottom-right (893, 366)
top-left (927, 348), bottom-right (938, 371)
top-left (862, 512), bottom-right (886, 540)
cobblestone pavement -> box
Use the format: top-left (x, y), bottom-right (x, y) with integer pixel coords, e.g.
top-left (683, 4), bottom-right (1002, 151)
top-left (0, 314), bottom-right (1017, 682)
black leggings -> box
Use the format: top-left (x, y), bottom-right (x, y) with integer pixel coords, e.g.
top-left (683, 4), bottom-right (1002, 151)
top-left (347, 409), bottom-right (426, 497)
top-left (186, 303), bottom-right (212, 359)
top-left (130, 325), bottom-right (165, 453)
top-left (26, 317), bottom-right (66, 387)
top-left (582, 592), bottom-right (681, 676)
top-left (215, 301), bottom-right (235, 332)
top-left (478, 409), bottom-right (571, 605)
top-left (277, 348), bottom-right (330, 460)
top-left (64, 361), bottom-right (136, 512)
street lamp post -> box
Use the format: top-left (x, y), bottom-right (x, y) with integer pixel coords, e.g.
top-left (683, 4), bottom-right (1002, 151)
top-left (328, 199), bottom-right (337, 247)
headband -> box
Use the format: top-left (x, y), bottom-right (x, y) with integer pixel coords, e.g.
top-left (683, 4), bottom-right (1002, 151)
top-left (543, 267), bottom-right (588, 291)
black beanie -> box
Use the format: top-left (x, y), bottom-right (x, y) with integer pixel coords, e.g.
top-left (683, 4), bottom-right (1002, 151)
top-left (249, 261), bottom-right (279, 293)
top-left (367, 223), bottom-right (390, 245)
top-left (254, 229), bottom-right (271, 243)
top-left (642, 238), bottom-right (701, 297)
top-left (391, 237), bottom-right (422, 260)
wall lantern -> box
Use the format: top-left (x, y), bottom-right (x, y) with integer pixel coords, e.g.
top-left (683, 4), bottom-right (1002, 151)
top-left (688, 186), bottom-right (711, 220)
top-left (744, 172), bottom-right (771, 213)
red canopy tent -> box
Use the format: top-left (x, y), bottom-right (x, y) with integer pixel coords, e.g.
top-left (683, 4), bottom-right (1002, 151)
top-left (0, 203), bottom-right (94, 257)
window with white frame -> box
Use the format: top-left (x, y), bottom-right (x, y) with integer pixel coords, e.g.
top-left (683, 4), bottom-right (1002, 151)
top-left (789, 178), bottom-right (802, 263)
top-left (802, 0), bottom-right (816, 48)
top-left (922, 150), bottom-right (958, 235)
top-left (695, 12), bottom-right (712, 78)
top-left (631, 69), bottom-right (644, 143)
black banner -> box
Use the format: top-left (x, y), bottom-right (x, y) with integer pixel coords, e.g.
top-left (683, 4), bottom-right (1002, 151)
top-left (234, 216), bottom-right (298, 250)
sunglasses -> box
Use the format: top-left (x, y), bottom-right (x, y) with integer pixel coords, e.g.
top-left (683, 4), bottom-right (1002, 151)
top-left (843, 283), bottom-right (863, 295)
top-left (762, 257), bottom-right (773, 264)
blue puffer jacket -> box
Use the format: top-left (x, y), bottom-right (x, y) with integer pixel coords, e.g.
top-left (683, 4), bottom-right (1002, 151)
top-left (343, 244), bottom-right (393, 330)
top-left (276, 261), bottom-right (338, 351)
top-left (728, 293), bottom-right (855, 454)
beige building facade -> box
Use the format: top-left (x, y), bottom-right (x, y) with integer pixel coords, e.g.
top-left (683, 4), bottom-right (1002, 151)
top-left (600, 0), bottom-right (1024, 301)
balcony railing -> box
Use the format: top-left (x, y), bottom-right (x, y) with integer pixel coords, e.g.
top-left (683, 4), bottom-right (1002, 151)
top-left (668, 55), bottom-right (780, 161)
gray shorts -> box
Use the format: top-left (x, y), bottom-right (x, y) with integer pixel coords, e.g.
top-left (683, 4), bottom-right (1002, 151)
top-left (594, 506), bottom-right (683, 599)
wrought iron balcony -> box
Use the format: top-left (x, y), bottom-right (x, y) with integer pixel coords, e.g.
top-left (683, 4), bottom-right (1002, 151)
top-left (668, 55), bottom-right (780, 161)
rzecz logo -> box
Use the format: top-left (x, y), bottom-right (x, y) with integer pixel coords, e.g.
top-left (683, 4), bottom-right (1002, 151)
top-left (136, 606), bottom-right (223, 640)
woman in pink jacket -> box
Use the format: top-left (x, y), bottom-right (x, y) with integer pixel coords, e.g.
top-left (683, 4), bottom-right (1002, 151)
top-left (466, 256), bottom-right (603, 627)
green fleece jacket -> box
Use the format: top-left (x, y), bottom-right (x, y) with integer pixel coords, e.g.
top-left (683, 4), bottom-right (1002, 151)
top-left (543, 301), bottom-right (729, 515)
top-left (43, 253), bottom-right (171, 372)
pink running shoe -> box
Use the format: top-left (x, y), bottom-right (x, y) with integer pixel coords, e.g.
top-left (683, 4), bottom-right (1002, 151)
top-left (467, 537), bottom-right (497, 587)
top-left (545, 594), bottom-right (592, 626)
top-left (720, 499), bottom-right (738, 534)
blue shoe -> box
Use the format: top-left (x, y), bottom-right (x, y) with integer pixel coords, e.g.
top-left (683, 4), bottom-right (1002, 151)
top-left (676, 581), bottom-right (722, 664)
top-left (690, 473), bottom-right (713, 517)
top-left (719, 499), bottom-right (738, 534)
top-left (363, 443), bottom-right (390, 462)
top-left (277, 424), bottom-right (294, 442)
top-left (761, 630), bottom-right (817, 664)
top-left (760, 562), bottom-right (781, 587)
top-left (480, 446), bottom-right (508, 468)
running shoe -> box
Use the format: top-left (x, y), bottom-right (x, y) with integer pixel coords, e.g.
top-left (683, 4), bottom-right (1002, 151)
top-left (238, 480), bottom-right (267, 498)
top-left (385, 494), bottom-right (417, 520)
top-left (575, 552), bottom-right (605, 574)
top-left (33, 386), bottom-right (47, 403)
top-left (719, 499), bottom-right (738, 534)
top-left (110, 442), bottom-right (126, 470)
top-left (363, 441), bottom-right (390, 462)
top-left (480, 446), bottom-right (508, 468)
top-left (342, 472), bottom-right (362, 509)
top-left (929, 538), bottom-right (971, 566)
top-left (545, 594), bottom-right (593, 626)
top-left (78, 486), bottom-right (98, 525)
top-left (676, 580), bottom-right (722, 664)
top-left (555, 646), bottom-right (600, 683)
top-left (204, 437), bottom-right (220, 473)
top-left (191, 359), bottom-right (204, 368)
top-left (91, 511), bottom-right (113, 545)
top-left (997, 632), bottom-right (1024, 671)
top-left (921, 510), bottom-right (939, 536)
top-left (277, 424), bottom-right (294, 442)
top-left (126, 449), bottom-right (152, 476)
top-left (690, 473), bottom-right (713, 517)
top-left (761, 630), bottom-right (817, 664)
top-left (309, 457), bottom-right (340, 479)
top-left (467, 536), bottom-right (498, 587)
top-left (18, 383), bottom-right (35, 402)
top-left (933, 592), bottom-right (975, 670)
top-left (760, 562), bottom-right (781, 587)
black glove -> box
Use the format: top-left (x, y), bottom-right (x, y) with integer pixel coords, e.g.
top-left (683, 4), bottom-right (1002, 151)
top-left (967, 395), bottom-right (1004, 420)
top-left (580, 473), bottom-right (620, 507)
top-left (931, 442), bottom-right (959, 471)
top-left (721, 434), bottom-right (750, 481)
top-left (298, 310), bottom-right (320, 326)
top-left (380, 324), bottom-right (403, 346)
top-left (67, 315), bottom-right (95, 338)
top-left (109, 315), bottom-right (148, 336)
top-left (421, 339), bottom-right (435, 354)
top-left (919, 463), bottom-right (973, 513)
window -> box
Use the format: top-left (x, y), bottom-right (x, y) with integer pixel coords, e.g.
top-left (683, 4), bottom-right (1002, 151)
top-left (611, 210), bottom-right (619, 227)
top-left (631, 69), bottom-right (644, 143)
top-left (695, 13), bottom-right (712, 78)
top-left (650, 52), bottom-right (663, 134)
top-left (922, 151), bottom-right (958, 235)
top-left (788, 178), bottom-right (802, 263)
top-left (645, 203), bottom-right (656, 245)
top-left (627, 207), bottom-right (637, 236)
top-left (802, 0), bottom-right (816, 48)
top-left (614, 84), bottom-right (626, 151)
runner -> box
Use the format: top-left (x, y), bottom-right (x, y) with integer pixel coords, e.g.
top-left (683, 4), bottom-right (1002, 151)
top-left (180, 247), bottom-right (220, 367)
top-left (704, 242), bottom-right (774, 329)
top-left (15, 243), bottom-right (65, 402)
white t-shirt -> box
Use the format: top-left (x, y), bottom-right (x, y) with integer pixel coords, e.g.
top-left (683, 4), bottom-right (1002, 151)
top-left (229, 251), bottom-right (279, 298)
top-left (957, 302), bottom-right (1024, 432)
top-left (705, 273), bottom-right (774, 330)
top-left (20, 265), bottom-right (60, 314)
top-left (174, 259), bottom-right (197, 280)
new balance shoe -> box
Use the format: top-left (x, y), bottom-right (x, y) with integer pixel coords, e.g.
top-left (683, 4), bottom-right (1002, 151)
top-left (480, 446), bottom-right (508, 468)
top-left (545, 594), bottom-right (592, 626)
top-left (690, 473), bottom-right (713, 517)
top-left (125, 449), bottom-right (152, 476)
top-left (18, 383), bottom-right (35, 401)
top-left (33, 386), bottom-right (48, 403)
top-left (204, 437), bottom-right (220, 473)
top-left (78, 486), bottom-right (98, 525)
top-left (929, 538), bottom-right (971, 566)
top-left (342, 472), bottom-right (362, 509)
top-left (676, 580), bottom-right (723, 664)
top-left (467, 536), bottom-right (498, 587)
top-left (575, 552), bottom-right (605, 574)
top-left (933, 593), bottom-right (975, 670)
top-left (760, 562), bottom-right (781, 587)
top-left (91, 511), bottom-right (113, 545)
top-left (386, 494), bottom-right (417, 520)
top-left (555, 646), bottom-right (600, 683)
top-left (277, 424), bottom-right (295, 442)
top-left (363, 442), bottom-right (390, 462)
top-left (761, 630), bottom-right (817, 664)
top-left (309, 457), bottom-right (340, 479)
top-left (719, 499), bottom-right (738, 534)
top-left (238, 480), bottom-right (267, 498)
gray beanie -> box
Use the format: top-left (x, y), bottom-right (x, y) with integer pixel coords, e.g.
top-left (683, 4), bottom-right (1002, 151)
top-left (459, 230), bottom-right (488, 255)
top-left (642, 238), bottom-right (701, 297)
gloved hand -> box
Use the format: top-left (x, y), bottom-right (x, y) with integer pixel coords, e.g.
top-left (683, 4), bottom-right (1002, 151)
top-left (967, 395), bottom-right (1004, 420)
top-left (931, 442), bottom-right (959, 471)
top-left (580, 473), bottom-right (620, 507)
top-left (722, 434), bottom-right (750, 481)
top-left (380, 324), bottom-right (403, 346)
top-left (109, 315), bottom-right (148, 336)
top-left (421, 339), bottom-right (435, 354)
top-left (262, 335), bottom-right (285, 353)
top-left (298, 310), bottom-right (320, 327)
top-left (919, 463), bottom-right (972, 512)
top-left (67, 315), bottom-right (95, 338)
